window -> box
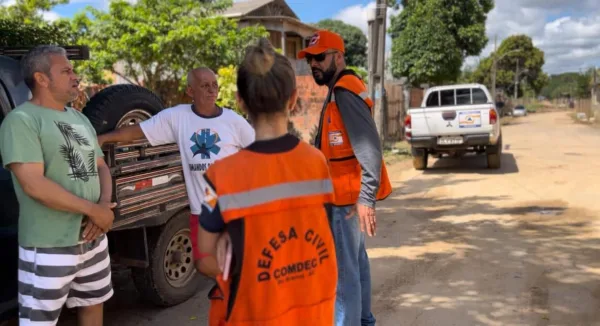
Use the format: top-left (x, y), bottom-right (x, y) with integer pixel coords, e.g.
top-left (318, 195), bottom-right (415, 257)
top-left (440, 90), bottom-right (455, 106)
top-left (425, 91), bottom-right (439, 107)
top-left (456, 88), bottom-right (471, 105)
top-left (472, 88), bottom-right (488, 104)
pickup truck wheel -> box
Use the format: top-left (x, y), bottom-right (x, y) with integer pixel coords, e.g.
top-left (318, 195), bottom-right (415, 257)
top-left (486, 137), bottom-right (502, 169)
top-left (131, 210), bottom-right (204, 307)
top-left (413, 153), bottom-right (428, 170)
top-left (82, 84), bottom-right (164, 134)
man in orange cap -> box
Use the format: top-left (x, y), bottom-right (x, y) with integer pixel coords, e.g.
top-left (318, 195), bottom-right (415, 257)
top-left (298, 30), bottom-right (393, 326)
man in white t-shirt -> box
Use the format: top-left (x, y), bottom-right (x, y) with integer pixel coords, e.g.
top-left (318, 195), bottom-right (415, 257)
top-left (97, 67), bottom-right (255, 263)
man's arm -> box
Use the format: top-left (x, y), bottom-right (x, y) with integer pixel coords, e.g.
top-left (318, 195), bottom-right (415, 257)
top-left (8, 163), bottom-right (114, 231)
top-left (98, 109), bottom-right (177, 147)
top-left (97, 157), bottom-right (112, 203)
top-left (195, 174), bottom-right (226, 278)
top-left (334, 88), bottom-right (382, 208)
top-left (97, 125), bottom-right (145, 146)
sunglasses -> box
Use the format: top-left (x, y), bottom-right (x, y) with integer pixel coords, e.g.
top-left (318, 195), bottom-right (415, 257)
top-left (305, 51), bottom-right (336, 63)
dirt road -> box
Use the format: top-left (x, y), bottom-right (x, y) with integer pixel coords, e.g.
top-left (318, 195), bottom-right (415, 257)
top-left (370, 111), bottom-right (600, 326)
top-left (58, 111), bottom-right (600, 325)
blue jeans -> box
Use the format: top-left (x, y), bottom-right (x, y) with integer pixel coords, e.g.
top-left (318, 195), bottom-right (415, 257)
top-left (331, 205), bottom-right (376, 326)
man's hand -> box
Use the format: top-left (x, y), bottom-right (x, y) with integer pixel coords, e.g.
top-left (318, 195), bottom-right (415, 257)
top-left (346, 203), bottom-right (376, 237)
top-left (81, 218), bottom-right (104, 242)
top-left (87, 201), bottom-right (117, 232)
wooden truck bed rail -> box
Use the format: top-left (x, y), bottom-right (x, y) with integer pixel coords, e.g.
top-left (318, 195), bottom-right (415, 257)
top-left (103, 141), bottom-right (188, 230)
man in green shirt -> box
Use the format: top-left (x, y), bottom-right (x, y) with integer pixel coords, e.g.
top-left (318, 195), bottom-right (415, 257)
top-left (0, 45), bottom-right (115, 326)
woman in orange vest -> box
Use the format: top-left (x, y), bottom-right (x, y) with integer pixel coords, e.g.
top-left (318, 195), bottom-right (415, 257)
top-left (194, 38), bottom-right (338, 325)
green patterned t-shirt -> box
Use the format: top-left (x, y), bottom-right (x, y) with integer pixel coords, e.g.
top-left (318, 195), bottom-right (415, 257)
top-left (0, 102), bottom-right (103, 248)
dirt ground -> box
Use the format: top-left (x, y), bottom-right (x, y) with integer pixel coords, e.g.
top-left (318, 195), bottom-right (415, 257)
top-left (55, 111), bottom-right (600, 325)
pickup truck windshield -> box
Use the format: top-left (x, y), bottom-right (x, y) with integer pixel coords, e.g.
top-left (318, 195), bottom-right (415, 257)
top-left (424, 87), bottom-right (489, 108)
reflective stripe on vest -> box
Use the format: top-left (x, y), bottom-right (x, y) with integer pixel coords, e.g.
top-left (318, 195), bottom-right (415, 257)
top-left (218, 179), bottom-right (333, 212)
top-left (330, 91), bottom-right (370, 103)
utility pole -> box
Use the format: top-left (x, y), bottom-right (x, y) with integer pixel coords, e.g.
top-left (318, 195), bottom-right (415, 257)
top-left (593, 66), bottom-right (598, 105)
top-left (514, 59), bottom-right (519, 101)
top-left (491, 35), bottom-right (497, 103)
top-left (367, 0), bottom-right (387, 143)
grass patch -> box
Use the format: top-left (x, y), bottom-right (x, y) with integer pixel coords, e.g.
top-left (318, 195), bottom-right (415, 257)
top-left (526, 102), bottom-right (542, 113)
top-left (384, 141), bottom-right (411, 164)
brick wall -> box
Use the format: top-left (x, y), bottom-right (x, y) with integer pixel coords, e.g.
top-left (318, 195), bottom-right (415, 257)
top-left (290, 76), bottom-right (328, 141)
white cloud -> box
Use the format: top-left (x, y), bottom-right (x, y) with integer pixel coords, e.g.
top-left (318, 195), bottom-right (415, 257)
top-left (40, 10), bottom-right (60, 22)
top-left (335, 0), bottom-right (600, 75)
top-left (465, 0), bottom-right (600, 74)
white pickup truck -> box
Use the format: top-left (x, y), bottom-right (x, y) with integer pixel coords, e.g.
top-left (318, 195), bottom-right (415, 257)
top-left (404, 83), bottom-right (502, 170)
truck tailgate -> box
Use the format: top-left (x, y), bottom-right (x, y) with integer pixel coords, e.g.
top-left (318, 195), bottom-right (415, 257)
top-left (409, 104), bottom-right (495, 137)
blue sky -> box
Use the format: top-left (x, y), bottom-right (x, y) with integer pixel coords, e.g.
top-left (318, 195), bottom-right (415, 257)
top-left (26, 0), bottom-right (600, 74)
top-left (50, 0), bottom-right (368, 23)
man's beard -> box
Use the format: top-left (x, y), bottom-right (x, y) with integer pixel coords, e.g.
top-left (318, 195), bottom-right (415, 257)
top-left (312, 60), bottom-right (337, 86)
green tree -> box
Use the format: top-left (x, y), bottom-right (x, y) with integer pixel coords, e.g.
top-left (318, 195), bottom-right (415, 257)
top-left (348, 65), bottom-right (368, 83)
top-left (0, 0), bottom-right (68, 24)
top-left (74, 0), bottom-right (267, 105)
top-left (314, 19), bottom-right (367, 68)
top-left (540, 70), bottom-right (593, 99)
top-left (388, 0), bottom-right (494, 85)
top-left (471, 34), bottom-right (547, 97)
top-left (0, 0), bottom-right (77, 46)
top-left (0, 18), bottom-right (72, 46)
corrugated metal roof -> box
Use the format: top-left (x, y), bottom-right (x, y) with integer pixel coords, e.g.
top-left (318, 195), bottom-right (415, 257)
top-left (222, 0), bottom-right (275, 18)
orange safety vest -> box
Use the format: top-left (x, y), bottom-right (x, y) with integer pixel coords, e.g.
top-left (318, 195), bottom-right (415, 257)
top-left (316, 69), bottom-right (393, 206)
top-left (204, 140), bottom-right (338, 325)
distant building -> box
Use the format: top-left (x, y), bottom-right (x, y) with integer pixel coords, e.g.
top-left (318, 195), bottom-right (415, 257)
top-left (222, 0), bottom-right (318, 76)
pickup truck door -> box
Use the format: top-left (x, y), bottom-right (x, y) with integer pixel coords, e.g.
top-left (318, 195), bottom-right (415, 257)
top-left (0, 81), bottom-right (19, 320)
top-left (410, 87), bottom-right (495, 137)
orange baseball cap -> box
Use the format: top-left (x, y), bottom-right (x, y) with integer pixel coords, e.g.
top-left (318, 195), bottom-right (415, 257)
top-left (297, 30), bottom-right (345, 59)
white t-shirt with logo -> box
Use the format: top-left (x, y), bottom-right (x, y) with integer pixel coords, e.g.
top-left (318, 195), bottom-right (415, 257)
top-left (139, 104), bottom-right (255, 214)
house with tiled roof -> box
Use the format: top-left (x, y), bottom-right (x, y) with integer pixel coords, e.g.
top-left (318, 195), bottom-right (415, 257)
top-left (222, 0), bottom-right (319, 75)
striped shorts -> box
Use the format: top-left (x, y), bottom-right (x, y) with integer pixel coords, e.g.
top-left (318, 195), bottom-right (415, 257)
top-left (18, 235), bottom-right (113, 326)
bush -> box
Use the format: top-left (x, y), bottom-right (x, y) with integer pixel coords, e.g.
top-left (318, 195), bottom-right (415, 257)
top-left (348, 65), bottom-right (368, 83)
top-left (216, 65), bottom-right (242, 115)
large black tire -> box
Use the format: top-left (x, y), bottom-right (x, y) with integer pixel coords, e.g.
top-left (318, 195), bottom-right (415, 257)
top-left (82, 84), bottom-right (164, 134)
top-left (131, 210), bottom-right (205, 307)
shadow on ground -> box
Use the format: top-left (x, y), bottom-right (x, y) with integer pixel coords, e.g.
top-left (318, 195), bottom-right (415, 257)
top-left (57, 270), bottom-right (214, 325)
top-left (424, 153), bottom-right (519, 175)
top-left (369, 181), bottom-right (600, 326)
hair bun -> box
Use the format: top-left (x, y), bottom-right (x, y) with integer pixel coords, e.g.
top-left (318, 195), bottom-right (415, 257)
top-left (243, 37), bottom-right (275, 76)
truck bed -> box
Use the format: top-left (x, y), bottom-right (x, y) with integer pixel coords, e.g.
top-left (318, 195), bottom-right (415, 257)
top-left (103, 140), bottom-right (188, 231)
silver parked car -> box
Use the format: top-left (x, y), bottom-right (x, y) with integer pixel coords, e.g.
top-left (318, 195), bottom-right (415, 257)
top-left (513, 105), bottom-right (527, 116)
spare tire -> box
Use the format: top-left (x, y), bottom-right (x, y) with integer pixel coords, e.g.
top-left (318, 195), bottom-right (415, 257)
top-left (82, 84), bottom-right (164, 134)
